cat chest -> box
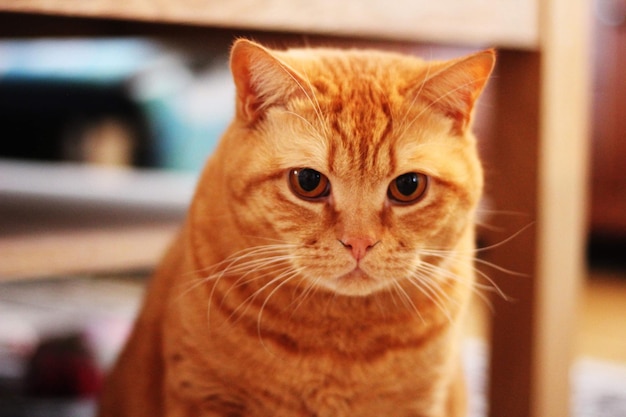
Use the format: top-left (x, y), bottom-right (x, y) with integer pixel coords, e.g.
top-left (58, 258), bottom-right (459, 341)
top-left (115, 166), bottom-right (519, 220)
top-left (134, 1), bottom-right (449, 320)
top-left (166, 327), bottom-right (451, 417)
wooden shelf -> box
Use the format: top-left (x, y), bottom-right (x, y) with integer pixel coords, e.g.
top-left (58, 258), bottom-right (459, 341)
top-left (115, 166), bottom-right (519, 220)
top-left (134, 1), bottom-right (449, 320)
top-left (0, 160), bottom-right (196, 280)
top-left (0, 224), bottom-right (180, 281)
top-left (0, 159), bottom-right (197, 209)
top-left (0, 0), bottom-right (539, 49)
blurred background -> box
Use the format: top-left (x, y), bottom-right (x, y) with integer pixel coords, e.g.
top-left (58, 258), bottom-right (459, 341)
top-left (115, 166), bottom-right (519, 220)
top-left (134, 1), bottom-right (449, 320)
top-left (0, 2), bottom-right (625, 417)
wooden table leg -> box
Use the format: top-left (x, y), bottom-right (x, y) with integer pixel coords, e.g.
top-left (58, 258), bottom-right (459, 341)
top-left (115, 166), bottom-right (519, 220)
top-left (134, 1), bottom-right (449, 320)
top-left (484, 45), bottom-right (590, 417)
top-left (483, 49), bottom-right (540, 417)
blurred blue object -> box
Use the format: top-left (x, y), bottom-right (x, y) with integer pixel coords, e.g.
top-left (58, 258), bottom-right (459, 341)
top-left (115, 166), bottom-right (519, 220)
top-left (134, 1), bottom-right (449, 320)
top-left (0, 38), bottom-right (233, 172)
top-left (129, 55), bottom-right (234, 172)
top-left (0, 39), bottom-right (159, 84)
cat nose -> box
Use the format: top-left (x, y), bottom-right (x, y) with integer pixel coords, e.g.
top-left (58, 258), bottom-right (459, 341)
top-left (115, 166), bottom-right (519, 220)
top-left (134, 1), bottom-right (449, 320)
top-left (339, 236), bottom-right (377, 261)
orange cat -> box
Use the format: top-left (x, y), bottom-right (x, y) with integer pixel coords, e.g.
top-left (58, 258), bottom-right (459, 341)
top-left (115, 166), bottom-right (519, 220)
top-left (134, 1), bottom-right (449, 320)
top-left (99, 39), bottom-right (494, 417)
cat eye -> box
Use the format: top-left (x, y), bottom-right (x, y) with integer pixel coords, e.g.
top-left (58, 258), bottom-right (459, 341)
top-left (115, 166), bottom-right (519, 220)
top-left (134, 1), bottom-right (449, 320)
top-left (388, 172), bottom-right (429, 204)
top-left (288, 168), bottom-right (331, 200)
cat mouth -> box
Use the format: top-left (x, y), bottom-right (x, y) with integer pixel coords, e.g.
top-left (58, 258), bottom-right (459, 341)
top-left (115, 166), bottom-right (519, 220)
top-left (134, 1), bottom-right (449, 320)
top-left (341, 267), bottom-right (370, 281)
top-left (332, 268), bottom-right (384, 296)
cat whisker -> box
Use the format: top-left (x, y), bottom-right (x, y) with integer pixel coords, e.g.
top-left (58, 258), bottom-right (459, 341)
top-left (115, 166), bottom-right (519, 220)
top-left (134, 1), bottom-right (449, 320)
top-left (403, 269), bottom-right (454, 323)
top-left (199, 244), bottom-right (300, 330)
top-left (396, 60), bottom-right (434, 139)
top-left (283, 110), bottom-right (322, 134)
top-left (204, 247), bottom-right (293, 298)
top-left (254, 268), bottom-right (304, 354)
top-left (473, 222), bottom-right (535, 254)
top-left (214, 253), bottom-right (297, 280)
top-left (416, 227), bottom-right (530, 303)
top-left (221, 258), bottom-right (296, 303)
top-left (474, 221), bottom-right (508, 233)
top-left (475, 208), bottom-right (530, 218)
top-left (471, 257), bottom-right (528, 278)
top-left (404, 250), bottom-right (498, 313)
top-left (417, 249), bottom-right (512, 305)
top-left (467, 266), bottom-right (512, 307)
top-left (190, 244), bottom-right (297, 281)
top-left (475, 210), bottom-right (532, 233)
top-left (298, 67), bottom-right (332, 140)
top-left (390, 280), bottom-right (425, 323)
top-left (385, 280), bottom-right (403, 309)
top-left (418, 259), bottom-right (497, 312)
top-left (397, 257), bottom-right (461, 320)
top-left (241, 235), bottom-right (295, 244)
top-left (401, 76), bottom-right (492, 136)
top-left (417, 222), bottom-right (534, 272)
top-left (288, 275), bottom-right (322, 316)
top-left (225, 263), bottom-right (301, 325)
top-left (274, 60), bottom-right (329, 141)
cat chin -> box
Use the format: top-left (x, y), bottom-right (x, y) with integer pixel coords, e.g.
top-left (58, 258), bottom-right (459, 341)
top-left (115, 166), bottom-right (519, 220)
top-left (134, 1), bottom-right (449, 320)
top-left (317, 269), bottom-right (390, 297)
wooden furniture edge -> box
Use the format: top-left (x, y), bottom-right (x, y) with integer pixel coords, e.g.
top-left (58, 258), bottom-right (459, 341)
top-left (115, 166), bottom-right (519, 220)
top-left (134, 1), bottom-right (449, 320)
top-left (0, 0), bottom-right (539, 49)
top-left (0, 224), bottom-right (180, 281)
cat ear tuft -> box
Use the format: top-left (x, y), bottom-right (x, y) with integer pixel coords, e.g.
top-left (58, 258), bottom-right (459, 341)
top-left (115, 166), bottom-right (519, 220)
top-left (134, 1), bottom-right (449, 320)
top-left (419, 49), bottom-right (496, 134)
top-left (230, 39), bottom-right (306, 124)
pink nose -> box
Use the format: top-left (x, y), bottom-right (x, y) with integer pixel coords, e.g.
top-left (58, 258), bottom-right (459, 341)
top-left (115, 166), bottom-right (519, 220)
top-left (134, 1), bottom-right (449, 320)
top-left (340, 236), bottom-right (377, 261)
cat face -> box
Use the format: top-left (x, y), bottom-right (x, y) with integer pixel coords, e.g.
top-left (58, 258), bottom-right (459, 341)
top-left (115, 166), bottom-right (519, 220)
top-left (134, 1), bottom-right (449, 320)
top-left (192, 40), bottom-right (494, 297)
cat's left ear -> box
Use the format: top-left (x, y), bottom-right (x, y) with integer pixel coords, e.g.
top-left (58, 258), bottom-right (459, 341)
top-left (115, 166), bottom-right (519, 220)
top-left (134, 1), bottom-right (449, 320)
top-left (230, 39), bottom-right (308, 124)
top-left (420, 49), bottom-right (496, 134)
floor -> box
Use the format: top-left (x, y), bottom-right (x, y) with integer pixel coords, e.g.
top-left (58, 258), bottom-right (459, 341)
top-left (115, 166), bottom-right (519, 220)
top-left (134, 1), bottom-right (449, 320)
top-left (577, 268), bottom-right (626, 363)
top-left (465, 266), bottom-right (626, 365)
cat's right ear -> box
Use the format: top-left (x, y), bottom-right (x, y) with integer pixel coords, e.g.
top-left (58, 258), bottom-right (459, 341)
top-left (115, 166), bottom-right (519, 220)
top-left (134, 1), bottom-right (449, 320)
top-left (230, 39), bottom-right (306, 124)
top-left (416, 49), bottom-right (496, 135)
